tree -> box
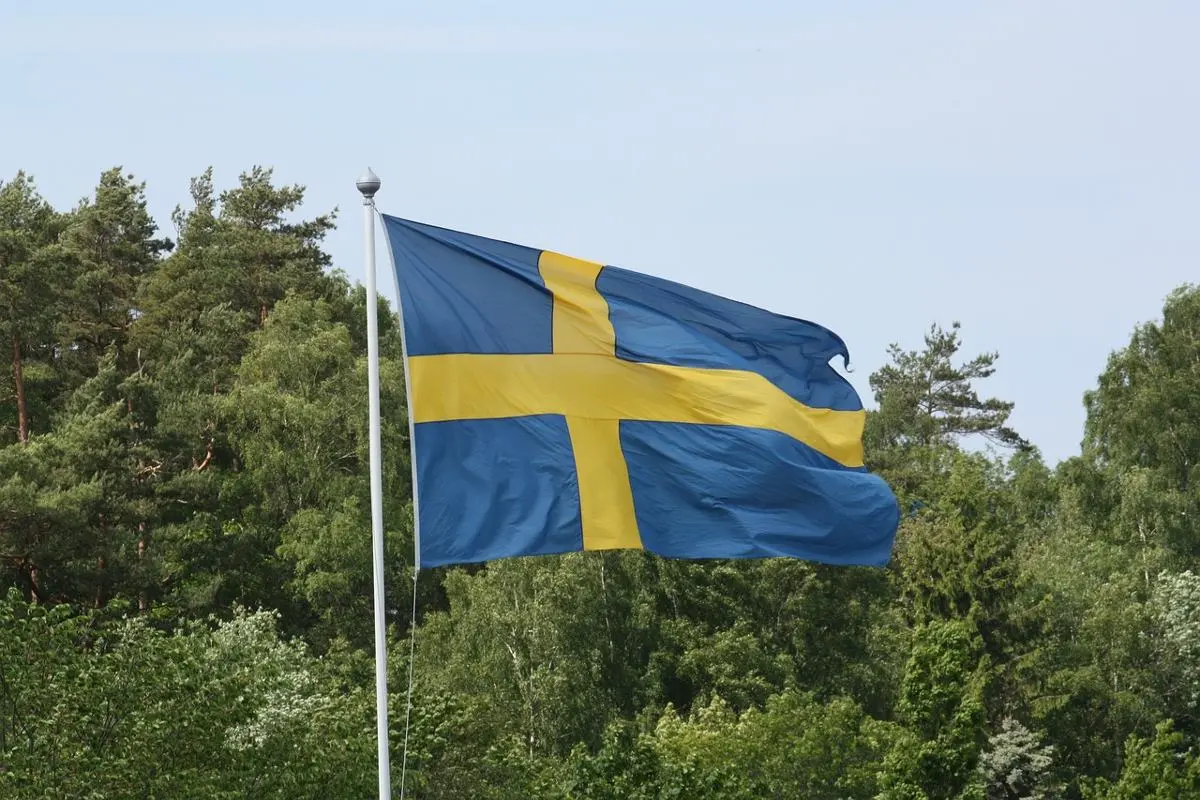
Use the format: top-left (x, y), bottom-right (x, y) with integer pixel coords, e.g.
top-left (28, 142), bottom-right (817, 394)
top-left (869, 322), bottom-right (1026, 452)
top-left (1081, 720), bottom-right (1200, 800)
top-left (1081, 285), bottom-right (1200, 562)
top-left (0, 350), bottom-right (154, 605)
top-left (652, 692), bottom-right (895, 799)
top-left (1015, 519), bottom-right (1169, 788)
top-left (137, 167), bottom-right (336, 358)
top-left (878, 619), bottom-right (990, 800)
top-left (57, 168), bottom-right (171, 383)
top-left (9, 160), bottom-right (1200, 798)
top-left (221, 293), bottom-right (411, 646)
top-left (1152, 570), bottom-right (1200, 715)
top-left (416, 554), bottom-right (640, 758)
top-left (117, 169), bottom-right (355, 624)
top-left (0, 172), bottom-right (65, 445)
top-left (978, 718), bottom-right (1059, 800)
top-left (0, 590), bottom-right (380, 798)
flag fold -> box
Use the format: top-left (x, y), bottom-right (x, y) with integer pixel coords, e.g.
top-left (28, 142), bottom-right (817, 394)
top-left (382, 215), bottom-right (899, 568)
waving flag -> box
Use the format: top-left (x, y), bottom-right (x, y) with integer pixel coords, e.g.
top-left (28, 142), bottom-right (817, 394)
top-left (382, 215), bottom-right (899, 569)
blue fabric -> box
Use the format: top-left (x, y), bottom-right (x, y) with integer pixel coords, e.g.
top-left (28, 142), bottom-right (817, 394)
top-left (381, 214), bottom-right (900, 569)
top-left (621, 422), bottom-right (898, 567)
top-left (414, 415), bottom-right (582, 567)
top-left (381, 216), bottom-right (553, 355)
top-left (598, 265), bottom-right (862, 411)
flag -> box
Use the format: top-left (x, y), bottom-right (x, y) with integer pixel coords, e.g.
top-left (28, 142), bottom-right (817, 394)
top-left (381, 215), bottom-right (900, 569)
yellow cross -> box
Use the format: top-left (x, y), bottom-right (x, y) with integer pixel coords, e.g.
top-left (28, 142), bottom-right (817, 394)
top-left (408, 251), bottom-right (866, 551)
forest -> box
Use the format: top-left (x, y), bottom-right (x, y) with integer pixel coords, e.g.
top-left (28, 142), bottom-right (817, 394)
top-left (1, 166), bottom-right (1198, 799)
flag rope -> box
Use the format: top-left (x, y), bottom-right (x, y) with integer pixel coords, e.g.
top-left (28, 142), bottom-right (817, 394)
top-left (399, 567), bottom-right (419, 798)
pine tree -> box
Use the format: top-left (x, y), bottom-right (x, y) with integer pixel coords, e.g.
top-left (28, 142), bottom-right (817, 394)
top-left (0, 172), bottom-right (66, 445)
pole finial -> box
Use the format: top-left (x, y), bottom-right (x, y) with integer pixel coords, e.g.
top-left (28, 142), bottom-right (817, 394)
top-left (356, 168), bottom-right (382, 200)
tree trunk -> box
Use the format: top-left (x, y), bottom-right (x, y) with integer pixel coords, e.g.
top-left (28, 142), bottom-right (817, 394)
top-left (1138, 521), bottom-right (1151, 588)
top-left (95, 513), bottom-right (107, 608)
top-left (138, 523), bottom-right (149, 613)
top-left (95, 556), bottom-right (106, 608)
top-left (12, 332), bottom-right (28, 444)
top-left (28, 563), bottom-right (41, 605)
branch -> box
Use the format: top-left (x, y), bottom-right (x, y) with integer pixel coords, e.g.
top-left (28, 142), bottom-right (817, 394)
top-left (192, 439), bottom-right (214, 472)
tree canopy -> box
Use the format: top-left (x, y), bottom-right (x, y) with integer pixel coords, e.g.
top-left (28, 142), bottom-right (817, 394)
top-left (1, 166), bottom-right (1197, 798)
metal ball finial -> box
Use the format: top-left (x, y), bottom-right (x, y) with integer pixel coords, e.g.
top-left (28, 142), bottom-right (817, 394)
top-left (356, 168), bottom-right (381, 200)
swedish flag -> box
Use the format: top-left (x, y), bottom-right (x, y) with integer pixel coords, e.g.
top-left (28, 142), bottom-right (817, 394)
top-left (382, 216), bottom-right (899, 569)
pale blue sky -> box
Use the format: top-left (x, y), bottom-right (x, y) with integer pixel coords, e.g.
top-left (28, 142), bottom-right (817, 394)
top-left (4, 1), bottom-right (1197, 465)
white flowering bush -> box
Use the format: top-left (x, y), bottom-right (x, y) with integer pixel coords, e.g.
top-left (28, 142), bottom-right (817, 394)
top-left (209, 607), bottom-right (334, 751)
top-left (1152, 570), bottom-right (1200, 708)
top-left (979, 718), bottom-right (1058, 800)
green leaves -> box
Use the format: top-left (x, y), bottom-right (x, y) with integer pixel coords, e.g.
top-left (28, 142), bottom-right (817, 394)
top-left (57, 168), bottom-right (171, 382)
top-left (868, 321), bottom-right (1026, 454)
top-left (0, 172), bottom-right (67, 445)
top-left (1081, 721), bottom-right (1200, 800)
top-left (417, 555), bottom-right (630, 757)
top-left (1153, 570), bottom-right (1200, 712)
top-left (878, 620), bottom-right (989, 800)
top-left (6, 163), bottom-right (1200, 797)
top-left (0, 591), bottom-right (378, 798)
top-left (1083, 285), bottom-right (1200, 561)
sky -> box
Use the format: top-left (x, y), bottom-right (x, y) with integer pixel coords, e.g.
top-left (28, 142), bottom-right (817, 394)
top-left (3, 0), bottom-right (1198, 465)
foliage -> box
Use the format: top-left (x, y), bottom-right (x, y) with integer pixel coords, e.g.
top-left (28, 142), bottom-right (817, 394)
top-left (2, 166), bottom-right (1199, 796)
top-left (979, 718), bottom-right (1059, 800)
top-left (1152, 570), bottom-right (1200, 713)
top-left (0, 589), bottom-right (378, 798)
top-left (1080, 721), bottom-right (1200, 800)
top-left (1082, 284), bottom-right (1200, 561)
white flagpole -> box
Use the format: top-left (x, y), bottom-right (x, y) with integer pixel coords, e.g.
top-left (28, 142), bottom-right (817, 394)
top-left (371, 189), bottom-right (422, 800)
top-left (356, 168), bottom-right (392, 800)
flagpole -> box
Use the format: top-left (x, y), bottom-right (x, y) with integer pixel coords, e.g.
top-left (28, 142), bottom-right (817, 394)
top-left (357, 168), bottom-right (392, 800)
